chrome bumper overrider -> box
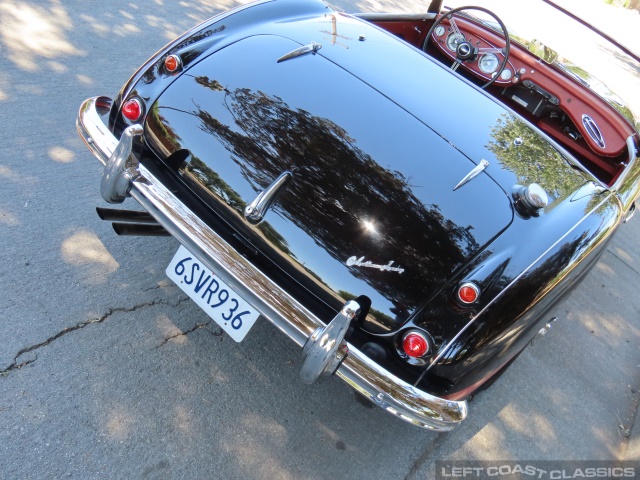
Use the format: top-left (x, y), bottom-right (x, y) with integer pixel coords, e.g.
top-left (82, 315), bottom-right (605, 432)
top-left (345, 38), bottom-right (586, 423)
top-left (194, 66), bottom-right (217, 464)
top-left (77, 96), bottom-right (467, 430)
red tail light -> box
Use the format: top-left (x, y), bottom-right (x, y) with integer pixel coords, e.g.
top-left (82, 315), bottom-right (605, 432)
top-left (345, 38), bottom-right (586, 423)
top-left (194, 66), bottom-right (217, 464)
top-left (457, 282), bottom-right (479, 304)
top-left (122, 98), bottom-right (143, 121)
top-left (403, 332), bottom-right (429, 358)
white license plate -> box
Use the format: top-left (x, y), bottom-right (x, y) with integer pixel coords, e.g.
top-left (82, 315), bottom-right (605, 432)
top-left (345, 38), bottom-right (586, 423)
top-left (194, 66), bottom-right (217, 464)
top-left (166, 245), bottom-right (259, 342)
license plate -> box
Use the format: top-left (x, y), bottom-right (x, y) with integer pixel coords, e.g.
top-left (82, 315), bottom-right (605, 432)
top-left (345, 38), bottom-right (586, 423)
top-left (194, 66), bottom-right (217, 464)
top-left (166, 245), bottom-right (259, 342)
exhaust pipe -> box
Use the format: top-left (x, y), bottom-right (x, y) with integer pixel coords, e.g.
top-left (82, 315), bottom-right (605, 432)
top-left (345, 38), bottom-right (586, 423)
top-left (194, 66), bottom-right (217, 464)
top-left (97, 207), bottom-right (169, 237)
top-left (96, 207), bottom-right (157, 224)
top-left (112, 222), bottom-right (170, 237)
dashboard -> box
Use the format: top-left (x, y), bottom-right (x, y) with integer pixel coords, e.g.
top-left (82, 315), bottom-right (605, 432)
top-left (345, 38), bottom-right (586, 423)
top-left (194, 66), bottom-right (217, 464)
top-left (365, 12), bottom-right (636, 186)
top-left (428, 16), bottom-right (633, 162)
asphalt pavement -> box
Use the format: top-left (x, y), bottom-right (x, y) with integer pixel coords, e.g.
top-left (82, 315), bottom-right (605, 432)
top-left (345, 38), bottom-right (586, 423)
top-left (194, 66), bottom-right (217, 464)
top-left (0, 1), bottom-right (638, 479)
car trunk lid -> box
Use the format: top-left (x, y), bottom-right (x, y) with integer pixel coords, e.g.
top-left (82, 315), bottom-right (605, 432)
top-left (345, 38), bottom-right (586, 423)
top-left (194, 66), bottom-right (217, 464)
top-left (144, 34), bottom-right (514, 330)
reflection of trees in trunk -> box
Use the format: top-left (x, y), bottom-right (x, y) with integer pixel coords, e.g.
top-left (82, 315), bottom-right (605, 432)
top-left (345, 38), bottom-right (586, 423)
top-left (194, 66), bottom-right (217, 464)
top-left (186, 78), bottom-right (481, 314)
top-left (148, 103), bottom-right (183, 154)
top-left (186, 154), bottom-right (292, 256)
top-left (486, 114), bottom-right (586, 199)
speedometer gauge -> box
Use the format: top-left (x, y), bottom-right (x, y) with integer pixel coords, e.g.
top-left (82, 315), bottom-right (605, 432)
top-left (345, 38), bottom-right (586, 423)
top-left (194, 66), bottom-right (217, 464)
top-left (446, 33), bottom-right (465, 51)
top-left (478, 53), bottom-right (499, 74)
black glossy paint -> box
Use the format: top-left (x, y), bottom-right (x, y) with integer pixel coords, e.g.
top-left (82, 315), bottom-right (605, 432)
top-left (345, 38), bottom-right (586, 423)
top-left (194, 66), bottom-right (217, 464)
top-left (145, 33), bottom-right (516, 332)
top-left (109, 0), bottom-right (636, 398)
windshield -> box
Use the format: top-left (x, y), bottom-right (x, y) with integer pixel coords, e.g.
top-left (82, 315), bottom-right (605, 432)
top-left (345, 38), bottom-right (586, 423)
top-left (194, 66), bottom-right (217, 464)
top-left (442, 0), bottom-right (640, 127)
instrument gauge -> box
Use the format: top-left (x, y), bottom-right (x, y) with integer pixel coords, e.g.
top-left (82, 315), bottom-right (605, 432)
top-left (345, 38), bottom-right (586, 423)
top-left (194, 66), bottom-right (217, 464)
top-left (434, 26), bottom-right (446, 37)
top-left (446, 33), bottom-right (465, 51)
top-left (478, 53), bottom-right (499, 74)
top-left (500, 68), bottom-right (512, 80)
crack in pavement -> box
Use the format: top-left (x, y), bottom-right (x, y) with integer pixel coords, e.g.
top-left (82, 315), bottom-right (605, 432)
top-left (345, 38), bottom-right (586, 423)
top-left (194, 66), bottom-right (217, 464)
top-left (142, 283), bottom-right (174, 293)
top-left (403, 432), bottom-right (447, 480)
top-left (154, 321), bottom-right (224, 349)
top-left (0, 297), bottom-right (189, 377)
top-left (618, 379), bottom-right (640, 459)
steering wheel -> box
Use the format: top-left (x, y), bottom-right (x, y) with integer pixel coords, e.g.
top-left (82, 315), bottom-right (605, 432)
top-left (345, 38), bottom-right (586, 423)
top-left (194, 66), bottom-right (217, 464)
top-left (423, 6), bottom-right (511, 89)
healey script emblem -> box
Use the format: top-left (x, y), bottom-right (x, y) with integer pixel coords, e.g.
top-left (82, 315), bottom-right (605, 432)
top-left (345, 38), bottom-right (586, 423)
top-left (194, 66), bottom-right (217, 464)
top-left (346, 256), bottom-right (405, 274)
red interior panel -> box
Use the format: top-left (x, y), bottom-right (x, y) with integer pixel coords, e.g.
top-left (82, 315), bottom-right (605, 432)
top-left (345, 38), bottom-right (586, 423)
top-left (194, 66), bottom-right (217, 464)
top-left (370, 14), bottom-right (635, 186)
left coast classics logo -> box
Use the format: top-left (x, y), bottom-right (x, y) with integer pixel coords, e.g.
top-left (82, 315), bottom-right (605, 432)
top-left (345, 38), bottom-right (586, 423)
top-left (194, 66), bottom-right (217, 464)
top-left (346, 256), bottom-right (405, 274)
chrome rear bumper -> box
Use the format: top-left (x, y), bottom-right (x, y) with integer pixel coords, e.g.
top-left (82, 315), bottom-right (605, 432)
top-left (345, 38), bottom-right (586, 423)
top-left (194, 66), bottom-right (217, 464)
top-left (77, 96), bottom-right (467, 430)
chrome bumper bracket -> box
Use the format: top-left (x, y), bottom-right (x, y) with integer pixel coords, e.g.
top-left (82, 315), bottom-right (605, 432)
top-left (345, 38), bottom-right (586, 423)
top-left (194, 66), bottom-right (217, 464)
top-left (299, 300), bottom-right (360, 384)
top-left (100, 124), bottom-right (144, 203)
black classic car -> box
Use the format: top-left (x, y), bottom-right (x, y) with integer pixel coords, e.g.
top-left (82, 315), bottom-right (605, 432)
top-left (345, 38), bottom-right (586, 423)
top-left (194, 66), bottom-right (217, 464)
top-left (77, 0), bottom-right (640, 430)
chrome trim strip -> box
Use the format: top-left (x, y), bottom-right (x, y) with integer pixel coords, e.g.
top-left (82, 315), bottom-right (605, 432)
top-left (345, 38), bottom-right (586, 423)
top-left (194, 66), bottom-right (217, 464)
top-left (353, 12), bottom-right (437, 21)
top-left (612, 135), bottom-right (640, 213)
top-left (612, 135), bottom-right (639, 194)
top-left (77, 96), bottom-right (467, 431)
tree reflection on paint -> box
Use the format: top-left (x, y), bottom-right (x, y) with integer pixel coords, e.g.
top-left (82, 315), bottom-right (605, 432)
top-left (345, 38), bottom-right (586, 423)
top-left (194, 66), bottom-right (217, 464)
top-left (179, 77), bottom-right (483, 322)
top-left (486, 113), bottom-right (586, 200)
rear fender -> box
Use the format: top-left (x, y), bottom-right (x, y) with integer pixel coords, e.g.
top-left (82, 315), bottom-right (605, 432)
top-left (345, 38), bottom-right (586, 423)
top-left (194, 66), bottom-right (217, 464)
top-left (425, 190), bottom-right (622, 399)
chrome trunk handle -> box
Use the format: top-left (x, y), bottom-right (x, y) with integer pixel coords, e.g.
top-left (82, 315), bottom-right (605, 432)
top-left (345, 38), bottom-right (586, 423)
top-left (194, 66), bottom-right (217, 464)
top-left (243, 171), bottom-right (293, 225)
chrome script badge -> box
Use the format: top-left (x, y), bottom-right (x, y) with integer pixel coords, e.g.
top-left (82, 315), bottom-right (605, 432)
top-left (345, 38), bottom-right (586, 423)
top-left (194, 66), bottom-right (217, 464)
top-left (346, 256), bottom-right (405, 274)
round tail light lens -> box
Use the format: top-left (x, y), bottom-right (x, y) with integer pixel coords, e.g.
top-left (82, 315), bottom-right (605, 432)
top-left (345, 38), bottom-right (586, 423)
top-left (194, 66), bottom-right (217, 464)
top-left (122, 98), bottom-right (143, 122)
top-left (164, 54), bottom-right (182, 73)
top-left (457, 282), bottom-right (479, 304)
top-left (403, 332), bottom-right (429, 358)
